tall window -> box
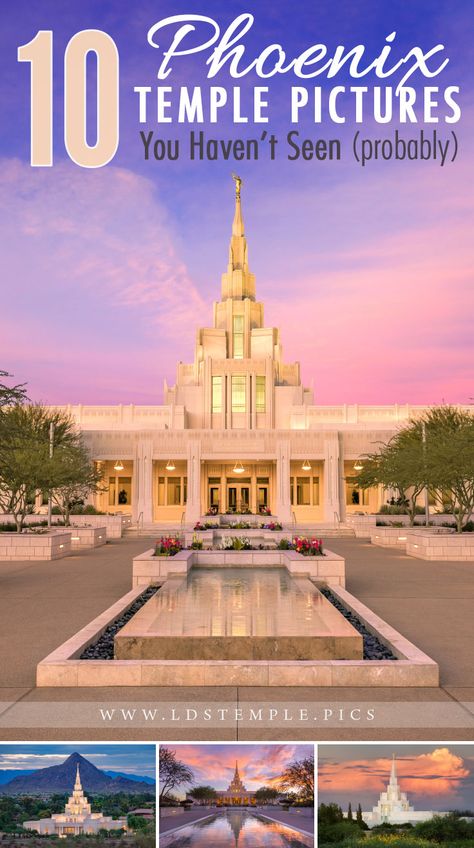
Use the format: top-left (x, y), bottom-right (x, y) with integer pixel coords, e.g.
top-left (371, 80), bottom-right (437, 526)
top-left (231, 374), bottom-right (246, 412)
top-left (296, 477), bottom-right (310, 505)
top-left (346, 477), bottom-right (369, 506)
top-left (167, 477), bottom-right (181, 506)
top-left (291, 475), bottom-right (320, 507)
top-left (256, 375), bottom-right (266, 413)
top-left (158, 476), bottom-right (187, 506)
top-left (212, 376), bottom-right (222, 413)
top-left (109, 476), bottom-right (131, 507)
top-left (233, 315), bottom-right (244, 359)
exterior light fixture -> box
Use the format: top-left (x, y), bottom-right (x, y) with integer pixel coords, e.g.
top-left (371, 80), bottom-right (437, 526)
top-left (165, 460), bottom-right (176, 471)
top-left (114, 460), bottom-right (124, 471)
top-left (353, 460), bottom-right (363, 471)
top-left (233, 461), bottom-right (245, 474)
top-left (302, 459), bottom-right (311, 471)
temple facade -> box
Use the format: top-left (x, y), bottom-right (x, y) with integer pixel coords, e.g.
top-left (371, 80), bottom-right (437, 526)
top-left (24, 765), bottom-right (128, 837)
top-left (355, 756), bottom-right (449, 828)
top-left (186, 761), bottom-right (260, 806)
top-left (53, 179), bottom-right (465, 528)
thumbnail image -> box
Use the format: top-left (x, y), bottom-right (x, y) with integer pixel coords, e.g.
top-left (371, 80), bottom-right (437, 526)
top-left (0, 744), bottom-right (155, 846)
top-left (159, 743), bottom-right (314, 846)
top-left (318, 744), bottom-right (474, 847)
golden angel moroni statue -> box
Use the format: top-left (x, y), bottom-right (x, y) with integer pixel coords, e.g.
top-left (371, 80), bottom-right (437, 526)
top-left (232, 172), bottom-right (242, 198)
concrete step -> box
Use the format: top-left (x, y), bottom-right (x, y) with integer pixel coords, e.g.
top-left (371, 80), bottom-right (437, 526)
top-left (125, 524), bottom-right (355, 538)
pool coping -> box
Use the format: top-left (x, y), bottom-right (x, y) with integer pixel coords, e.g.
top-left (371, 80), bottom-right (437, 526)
top-left (36, 581), bottom-right (439, 687)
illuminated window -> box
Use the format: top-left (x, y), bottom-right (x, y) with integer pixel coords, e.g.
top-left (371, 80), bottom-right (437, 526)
top-left (231, 374), bottom-right (246, 412)
top-left (313, 477), bottom-right (320, 505)
top-left (256, 375), bottom-right (266, 413)
top-left (296, 477), bottom-right (310, 505)
top-left (212, 376), bottom-right (222, 413)
top-left (233, 315), bottom-right (244, 359)
top-left (158, 477), bottom-right (165, 506)
top-left (167, 477), bottom-right (181, 506)
top-left (291, 475), bottom-right (320, 506)
top-left (109, 476), bottom-right (131, 507)
top-left (346, 477), bottom-right (369, 506)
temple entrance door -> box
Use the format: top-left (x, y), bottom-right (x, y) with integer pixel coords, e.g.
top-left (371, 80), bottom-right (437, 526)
top-left (227, 479), bottom-right (251, 512)
top-left (208, 477), bottom-right (221, 513)
top-left (257, 483), bottom-right (268, 512)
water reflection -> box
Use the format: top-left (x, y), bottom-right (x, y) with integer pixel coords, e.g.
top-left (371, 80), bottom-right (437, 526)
top-left (146, 567), bottom-right (346, 639)
top-left (160, 810), bottom-right (313, 848)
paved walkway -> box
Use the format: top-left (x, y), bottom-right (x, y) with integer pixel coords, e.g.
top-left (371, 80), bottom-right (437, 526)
top-left (0, 537), bottom-right (473, 740)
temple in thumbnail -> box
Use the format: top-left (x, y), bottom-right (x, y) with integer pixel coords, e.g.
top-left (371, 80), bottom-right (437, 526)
top-left (355, 756), bottom-right (449, 827)
top-left (24, 765), bottom-right (128, 837)
top-left (50, 177), bottom-right (456, 528)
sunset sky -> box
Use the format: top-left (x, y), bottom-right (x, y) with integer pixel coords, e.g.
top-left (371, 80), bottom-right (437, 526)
top-left (0, 744), bottom-right (156, 779)
top-left (1, 0), bottom-right (473, 405)
top-left (163, 743), bottom-right (313, 796)
top-left (318, 745), bottom-right (474, 812)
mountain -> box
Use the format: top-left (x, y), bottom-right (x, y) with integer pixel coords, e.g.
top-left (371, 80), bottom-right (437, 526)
top-left (105, 771), bottom-right (155, 785)
top-left (0, 770), bottom-right (35, 785)
top-left (0, 753), bottom-right (154, 795)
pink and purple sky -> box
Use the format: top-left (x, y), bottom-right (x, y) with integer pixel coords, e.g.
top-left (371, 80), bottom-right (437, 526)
top-left (163, 743), bottom-right (312, 797)
top-left (318, 745), bottom-right (474, 812)
top-left (1, 0), bottom-right (473, 405)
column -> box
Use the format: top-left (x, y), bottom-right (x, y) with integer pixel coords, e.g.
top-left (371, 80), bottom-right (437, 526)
top-left (135, 437), bottom-right (153, 524)
top-left (323, 433), bottom-right (342, 523)
top-left (220, 466), bottom-right (226, 514)
top-left (185, 438), bottom-right (202, 524)
top-left (275, 439), bottom-right (292, 523)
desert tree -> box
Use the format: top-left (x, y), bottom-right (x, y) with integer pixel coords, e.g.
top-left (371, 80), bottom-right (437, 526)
top-left (0, 405), bottom-right (77, 531)
top-left (278, 753), bottom-right (314, 803)
top-left (159, 747), bottom-right (194, 802)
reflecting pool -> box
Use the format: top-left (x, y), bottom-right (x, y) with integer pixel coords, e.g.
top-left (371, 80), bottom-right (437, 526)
top-left (160, 810), bottom-right (313, 847)
top-left (115, 567), bottom-right (362, 660)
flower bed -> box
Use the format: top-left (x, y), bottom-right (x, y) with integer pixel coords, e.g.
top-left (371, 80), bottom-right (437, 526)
top-left (293, 536), bottom-right (324, 556)
top-left (154, 536), bottom-right (183, 556)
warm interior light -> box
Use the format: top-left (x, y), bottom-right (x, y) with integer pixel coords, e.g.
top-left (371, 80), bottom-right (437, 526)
top-left (114, 460), bottom-right (124, 471)
top-left (302, 459), bottom-right (311, 471)
top-left (233, 461), bottom-right (245, 474)
top-left (165, 460), bottom-right (176, 471)
top-left (353, 460), bottom-right (363, 471)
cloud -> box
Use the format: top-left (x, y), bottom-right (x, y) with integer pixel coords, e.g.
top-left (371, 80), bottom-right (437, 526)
top-left (0, 158), bottom-right (206, 333)
top-left (166, 744), bottom-right (312, 791)
top-left (319, 748), bottom-right (470, 799)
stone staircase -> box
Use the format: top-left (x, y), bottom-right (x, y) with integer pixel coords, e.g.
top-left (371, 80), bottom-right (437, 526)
top-left (125, 522), bottom-right (355, 539)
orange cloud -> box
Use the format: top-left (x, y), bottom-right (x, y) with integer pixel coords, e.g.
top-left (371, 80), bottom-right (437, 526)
top-left (319, 748), bottom-right (469, 798)
top-left (167, 744), bottom-right (311, 791)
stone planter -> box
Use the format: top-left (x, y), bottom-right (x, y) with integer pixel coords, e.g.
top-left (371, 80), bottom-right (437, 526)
top-left (0, 531), bottom-right (72, 561)
top-left (371, 526), bottom-right (454, 550)
top-left (0, 513), bottom-right (129, 539)
top-left (132, 547), bottom-right (345, 588)
top-left (345, 514), bottom-right (377, 538)
top-left (69, 526), bottom-right (107, 550)
top-left (69, 514), bottom-right (129, 539)
top-left (406, 531), bottom-right (474, 560)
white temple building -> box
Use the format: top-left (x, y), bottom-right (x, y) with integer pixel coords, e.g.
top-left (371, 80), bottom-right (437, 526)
top-left (356, 755), bottom-right (450, 828)
top-left (186, 761), bottom-right (259, 806)
top-left (24, 764), bottom-right (128, 838)
top-left (49, 178), bottom-right (470, 528)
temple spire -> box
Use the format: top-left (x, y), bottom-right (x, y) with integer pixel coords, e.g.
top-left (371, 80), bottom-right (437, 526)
top-left (74, 764), bottom-right (82, 791)
top-left (221, 175), bottom-right (256, 300)
top-left (390, 754), bottom-right (397, 785)
top-left (232, 174), bottom-right (244, 237)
